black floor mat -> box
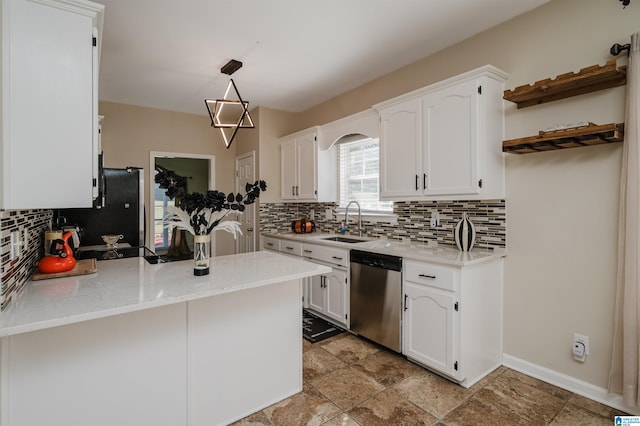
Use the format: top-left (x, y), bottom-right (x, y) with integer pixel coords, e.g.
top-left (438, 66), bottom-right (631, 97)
top-left (303, 309), bottom-right (344, 343)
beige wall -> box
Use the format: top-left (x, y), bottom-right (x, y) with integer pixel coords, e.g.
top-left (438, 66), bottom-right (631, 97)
top-left (290, 0), bottom-right (637, 390)
top-left (98, 101), bottom-right (239, 255)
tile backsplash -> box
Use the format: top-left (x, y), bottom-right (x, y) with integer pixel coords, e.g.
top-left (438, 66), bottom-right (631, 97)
top-left (260, 200), bottom-right (506, 250)
top-left (1, 209), bottom-right (53, 310)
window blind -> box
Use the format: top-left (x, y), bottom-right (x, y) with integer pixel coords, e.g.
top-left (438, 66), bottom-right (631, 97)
top-left (338, 137), bottom-right (392, 212)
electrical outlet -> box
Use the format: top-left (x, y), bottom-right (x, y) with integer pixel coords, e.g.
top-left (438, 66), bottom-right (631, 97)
top-left (10, 230), bottom-right (21, 260)
top-left (573, 333), bottom-right (589, 362)
top-left (430, 211), bottom-right (440, 227)
top-left (574, 333), bottom-right (589, 355)
top-left (325, 208), bottom-right (333, 220)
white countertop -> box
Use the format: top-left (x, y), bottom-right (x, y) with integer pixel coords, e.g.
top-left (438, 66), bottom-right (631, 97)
top-left (0, 251), bottom-right (330, 338)
top-left (264, 232), bottom-right (506, 266)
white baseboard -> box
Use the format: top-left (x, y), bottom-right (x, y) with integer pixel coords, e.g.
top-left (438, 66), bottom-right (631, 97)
top-left (502, 354), bottom-right (640, 416)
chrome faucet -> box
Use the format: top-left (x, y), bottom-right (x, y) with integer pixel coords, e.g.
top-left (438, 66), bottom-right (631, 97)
top-left (345, 201), bottom-right (362, 237)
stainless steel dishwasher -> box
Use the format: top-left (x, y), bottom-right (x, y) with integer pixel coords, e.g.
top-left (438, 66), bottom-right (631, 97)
top-left (350, 249), bottom-right (403, 352)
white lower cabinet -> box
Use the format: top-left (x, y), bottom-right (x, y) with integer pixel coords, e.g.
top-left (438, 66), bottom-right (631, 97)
top-left (402, 258), bottom-right (503, 388)
top-left (308, 267), bottom-right (348, 325)
top-left (404, 280), bottom-right (458, 379)
top-left (301, 243), bottom-right (348, 327)
top-left (262, 236), bottom-right (349, 327)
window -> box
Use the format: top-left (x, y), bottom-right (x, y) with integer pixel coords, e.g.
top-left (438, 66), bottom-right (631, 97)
top-left (338, 137), bottom-right (392, 212)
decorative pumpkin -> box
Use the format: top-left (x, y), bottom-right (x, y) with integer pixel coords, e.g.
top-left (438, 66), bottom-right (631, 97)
top-left (291, 219), bottom-right (315, 234)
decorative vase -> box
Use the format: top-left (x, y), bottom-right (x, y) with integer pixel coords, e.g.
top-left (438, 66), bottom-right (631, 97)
top-left (454, 212), bottom-right (476, 252)
top-left (193, 234), bottom-right (211, 276)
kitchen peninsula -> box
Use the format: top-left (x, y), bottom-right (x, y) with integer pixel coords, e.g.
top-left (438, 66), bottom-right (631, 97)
top-left (0, 251), bottom-right (330, 426)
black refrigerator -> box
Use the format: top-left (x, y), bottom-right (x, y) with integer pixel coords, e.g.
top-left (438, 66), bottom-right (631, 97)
top-left (55, 167), bottom-right (144, 247)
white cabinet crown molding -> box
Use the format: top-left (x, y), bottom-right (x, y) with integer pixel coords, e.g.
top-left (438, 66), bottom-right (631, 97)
top-left (373, 64), bottom-right (509, 111)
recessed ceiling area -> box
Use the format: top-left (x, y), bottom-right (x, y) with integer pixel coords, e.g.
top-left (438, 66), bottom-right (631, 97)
top-left (95, 0), bottom-right (552, 116)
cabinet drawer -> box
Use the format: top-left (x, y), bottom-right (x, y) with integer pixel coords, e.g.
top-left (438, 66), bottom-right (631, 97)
top-left (301, 244), bottom-right (348, 267)
top-left (280, 240), bottom-right (302, 256)
top-left (262, 237), bottom-right (280, 251)
top-left (404, 260), bottom-right (456, 292)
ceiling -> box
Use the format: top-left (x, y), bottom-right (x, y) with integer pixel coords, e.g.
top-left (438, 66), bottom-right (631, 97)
top-left (95, 0), bottom-right (551, 116)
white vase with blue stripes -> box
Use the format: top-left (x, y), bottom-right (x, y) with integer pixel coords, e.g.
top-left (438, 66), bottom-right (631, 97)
top-left (454, 212), bottom-right (476, 252)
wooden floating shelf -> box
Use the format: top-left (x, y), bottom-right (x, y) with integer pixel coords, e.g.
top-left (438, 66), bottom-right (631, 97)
top-left (502, 122), bottom-right (624, 154)
top-left (503, 60), bottom-right (627, 108)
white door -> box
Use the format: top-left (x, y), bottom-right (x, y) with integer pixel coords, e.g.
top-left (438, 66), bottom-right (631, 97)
top-left (235, 152), bottom-right (256, 254)
top-left (423, 80), bottom-right (479, 196)
top-left (379, 98), bottom-right (422, 199)
top-left (325, 268), bottom-right (347, 325)
top-left (295, 132), bottom-right (317, 201)
top-left (280, 138), bottom-right (297, 200)
top-left (403, 282), bottom-right (459, 378)
top-left (308, 274), bottom-right (325, 314)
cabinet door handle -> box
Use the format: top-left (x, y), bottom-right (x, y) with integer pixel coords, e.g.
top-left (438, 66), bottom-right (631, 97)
top-left (332, 256), bottom-right (343, 260)
top-left (423, 173), bottom-right (427, 189)
top-left (418, 274), bottom-right (436, 279)
top-left (415, 174), bottom-right (419, 191)
top-left (295, 186), bottom-right (299, 196)
top-left (404, 294), bottom-right (408, 311)
top-left (292, 186), bottom-right (295, 196)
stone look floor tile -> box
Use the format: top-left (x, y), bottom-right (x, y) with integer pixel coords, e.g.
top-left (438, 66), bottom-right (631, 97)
top-left (262, 383), bottom-right (341, 426)
top-left (303, 338), bottom-right (313, 352)
top-left (393, 369), bottom-right (473, 418)
top-left (467, 365), bottom-right (507, 392)
top-left (320, 334), bottom-right (380, 364)
top-left (348, 388), bottom-right (437, 426)
top-left (351, 350), bottom-right (422, 387)
top-left (549, 403), bottom-right (612, 425)
top-left (443, 374), bottom-right (567, 425)
top-left (236, 336), bottom-right (627, 425)
top-left (230, 409), bottom-right (273, 426)
top-left (500, 369), bottom-right (573, 401)
top-left (310, 366), bottom-right (385, 410)
top-left (320, 412), bottom-right (362, 426)
top-left (568, 394), bottom-right (629, 418)
top-left (304, 347), bottom-right (347, 382)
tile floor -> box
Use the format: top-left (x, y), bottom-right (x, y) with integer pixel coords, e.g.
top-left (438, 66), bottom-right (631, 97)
top-left (233, 333), bottom-right (628, 425)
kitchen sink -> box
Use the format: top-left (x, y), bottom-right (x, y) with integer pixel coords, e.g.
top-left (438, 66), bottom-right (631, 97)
top-left (321, 236), bottom-right (368, 244)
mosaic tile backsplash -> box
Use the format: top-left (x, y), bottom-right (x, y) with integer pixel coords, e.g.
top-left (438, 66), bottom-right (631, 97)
top-left (260, 200), bottom-right (506, 250)
top-left (1, 209), bottom-right (53, 310)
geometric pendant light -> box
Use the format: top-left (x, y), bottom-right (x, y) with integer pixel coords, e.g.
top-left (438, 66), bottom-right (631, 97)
top-left (204, 59), bottom-right (255, 149)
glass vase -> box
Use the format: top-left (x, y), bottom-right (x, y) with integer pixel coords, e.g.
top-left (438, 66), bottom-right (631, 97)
top-left (193, 234), bottom-right (211, 276)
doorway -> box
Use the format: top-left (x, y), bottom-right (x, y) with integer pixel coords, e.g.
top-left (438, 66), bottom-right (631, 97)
top-left (148, 151), bottom-right (215, 256)
top-left (235, 151), bottom-right (256, 253)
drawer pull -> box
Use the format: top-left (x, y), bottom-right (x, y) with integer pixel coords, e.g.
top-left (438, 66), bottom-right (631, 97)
top-left (266, 242), bottom-right (274, 247)
top-left (303, 249), bottom-right (313, 253)
top-left (418, 274), bottom-right (436, 279)
top-left (285, 246), bottom-right (294, 250)
top-left (332, 256), bottom-right (343, 260)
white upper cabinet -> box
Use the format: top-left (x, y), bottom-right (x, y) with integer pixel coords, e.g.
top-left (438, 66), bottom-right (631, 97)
top-left (280, 126), bottom-right (336, 202)
top-left (0, 0), bottom-right (104, 209)
top-left (375, 65), bottom-right (508, 201)
top-left (378, 98), bottom-right (422, 199)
